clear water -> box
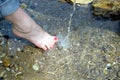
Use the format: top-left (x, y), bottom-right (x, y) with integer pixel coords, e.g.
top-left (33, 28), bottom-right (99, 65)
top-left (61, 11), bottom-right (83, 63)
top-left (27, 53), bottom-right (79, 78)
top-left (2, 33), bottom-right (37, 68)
top-left (0, 0), bottom-right (120, 80)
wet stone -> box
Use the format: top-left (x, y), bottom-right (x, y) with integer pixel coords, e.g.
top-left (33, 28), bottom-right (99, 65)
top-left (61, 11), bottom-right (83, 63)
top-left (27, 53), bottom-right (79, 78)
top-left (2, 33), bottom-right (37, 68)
top-left (32, 63), bottom-right (40, 71)
top-left (92, 0), bottom-right (120, 20)
top-left (2, 57), bottom-right (11, 67)
top-left (106, 63), bottom-right (112, 70)
top-left (20, 3), bottom-right (27, 9)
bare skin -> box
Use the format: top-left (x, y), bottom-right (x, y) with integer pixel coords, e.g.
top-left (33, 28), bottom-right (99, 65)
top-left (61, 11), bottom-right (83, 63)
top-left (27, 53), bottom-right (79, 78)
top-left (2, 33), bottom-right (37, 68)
top-left (5, 8), bottom-right (58, 50)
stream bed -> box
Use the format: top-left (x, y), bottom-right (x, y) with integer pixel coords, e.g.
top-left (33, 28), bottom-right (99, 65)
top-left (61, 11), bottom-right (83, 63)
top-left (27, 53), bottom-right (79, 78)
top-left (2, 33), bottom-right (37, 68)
top-left (0, 0), bottom-right (120, 80)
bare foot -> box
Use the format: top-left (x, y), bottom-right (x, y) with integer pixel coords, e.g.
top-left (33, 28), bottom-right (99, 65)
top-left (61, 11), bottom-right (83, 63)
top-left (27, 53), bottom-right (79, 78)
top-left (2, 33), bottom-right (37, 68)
top-left (5, 8), bottom-right (58, 50)
top-left (12, 24), bottom-right (58, 50)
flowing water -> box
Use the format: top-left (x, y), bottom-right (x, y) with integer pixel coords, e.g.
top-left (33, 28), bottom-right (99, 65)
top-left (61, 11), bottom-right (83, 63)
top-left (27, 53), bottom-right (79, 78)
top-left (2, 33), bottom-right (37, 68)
top-left (57, 0), bottom-right (77, 50)
top-left (67, 0), bottom-right (76, 37)
top-left (0, 0), bottom-right (120, 80)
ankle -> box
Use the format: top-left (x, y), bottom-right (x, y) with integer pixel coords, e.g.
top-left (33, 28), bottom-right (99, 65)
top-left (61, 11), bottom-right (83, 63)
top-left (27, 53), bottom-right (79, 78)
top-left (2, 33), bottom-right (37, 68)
top-left (5, 7), bottom-right (36, 33)
top-left (12, 23), bottom-right (35, 34)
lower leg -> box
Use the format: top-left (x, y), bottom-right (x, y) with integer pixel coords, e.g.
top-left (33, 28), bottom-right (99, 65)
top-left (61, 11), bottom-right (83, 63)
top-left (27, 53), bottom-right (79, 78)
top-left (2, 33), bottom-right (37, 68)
top-left (5, 8), bottom-right (58, 50)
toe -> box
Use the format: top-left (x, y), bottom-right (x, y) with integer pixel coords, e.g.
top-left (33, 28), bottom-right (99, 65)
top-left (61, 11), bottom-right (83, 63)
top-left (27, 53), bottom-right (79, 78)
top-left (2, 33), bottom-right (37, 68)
top-left (45, 40), bottom-right (54, 50)
top-left (53, 36), bottom-right (58, 43)
top-left (45, 44), bottom-right (51, 50)
top-left (41, 45), bottom-right (48, 50)
top-left (37, 43), bottom-right (47, 50)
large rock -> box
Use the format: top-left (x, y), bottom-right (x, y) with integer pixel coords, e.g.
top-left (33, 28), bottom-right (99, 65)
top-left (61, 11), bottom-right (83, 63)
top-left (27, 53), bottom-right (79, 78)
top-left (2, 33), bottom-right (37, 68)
top-left (58, 0), bottom-right (93, 4)
top-left (92, 0), bottom-right (120, 20)
top-left (70, 0), bottom-right (93, 4)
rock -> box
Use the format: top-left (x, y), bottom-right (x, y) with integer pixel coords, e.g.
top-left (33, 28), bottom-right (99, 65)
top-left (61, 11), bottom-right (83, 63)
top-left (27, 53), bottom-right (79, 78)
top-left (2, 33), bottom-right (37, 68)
top-left (92, 0), bottom-right (120, 20)
top-left (15, 72), bottom-right (23, 77)
top-left (70, 0), bottom-right (93, 4)
top-left (0, 60), bottom-right (2, 64)
top-left (20, 3), bottom-right (27, 9)
top-left (58, 0), bottom-right (67, 3)
top-left (106, 63), bottom-right (112, 70)
top-left (58, 0), bottom-right (93, 4)
top-left (103, 67), bottom-right (108, 74)
top-left (2, 57), bottom-right (11, 67)
top-left (32, 63), bottom-right (40, 71)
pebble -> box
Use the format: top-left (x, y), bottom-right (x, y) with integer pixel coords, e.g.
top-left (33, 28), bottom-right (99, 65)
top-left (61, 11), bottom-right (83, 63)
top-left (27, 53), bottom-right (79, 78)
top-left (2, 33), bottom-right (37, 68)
top-left (106, 63), bottom-right (112, 70)
top-left (17, 48), bottom-right (21, 52)
top-left (18, 67), bottom-right (23, 71)
top-left (6, 67), bottom-right (11, 72)
top-left (88, 61), bottom-right (95, 65)
top-left (2, 57), bottom-right (11, 67)
top-left (32, 63), bottom-right (39, 71)
top-left (15, 72), bottom-right (23, 77)
top-left (103, 68), bottom-right (108, 75)
top-left (0, 60), bottom-right (2, 64)
top-left (20, 3), bottom-right (27, 9)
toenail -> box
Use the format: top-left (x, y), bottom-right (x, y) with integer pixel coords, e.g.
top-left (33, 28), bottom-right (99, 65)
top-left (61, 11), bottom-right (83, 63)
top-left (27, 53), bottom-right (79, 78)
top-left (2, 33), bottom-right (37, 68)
top-left (54, 36), bottom-right (58, 41)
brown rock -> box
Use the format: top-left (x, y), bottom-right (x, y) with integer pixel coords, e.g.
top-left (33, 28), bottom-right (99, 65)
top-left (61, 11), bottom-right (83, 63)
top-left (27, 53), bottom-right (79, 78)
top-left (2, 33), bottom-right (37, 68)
top-left (92, 0), bottom-right (120, 20)
top-left (2, 57), bottom-right (11, 67)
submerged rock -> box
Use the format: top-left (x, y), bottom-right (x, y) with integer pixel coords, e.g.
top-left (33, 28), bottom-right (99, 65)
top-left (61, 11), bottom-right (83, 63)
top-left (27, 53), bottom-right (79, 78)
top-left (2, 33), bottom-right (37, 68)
top-left (20, 3), bottom-right (27, 9)
top-left (32, 63), bottom-right (40, 71)
top-left (92, 0), bottom-right (120, 20)
top-left (2, 57), bottom-right (11, 67)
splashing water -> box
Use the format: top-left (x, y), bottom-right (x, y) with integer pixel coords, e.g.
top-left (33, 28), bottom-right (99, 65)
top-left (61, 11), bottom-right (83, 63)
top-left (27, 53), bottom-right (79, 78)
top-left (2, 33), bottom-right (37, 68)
top-left (67, 0), bottom-right (76, 38)
top-left (57, 0), bottom-right (77, 50)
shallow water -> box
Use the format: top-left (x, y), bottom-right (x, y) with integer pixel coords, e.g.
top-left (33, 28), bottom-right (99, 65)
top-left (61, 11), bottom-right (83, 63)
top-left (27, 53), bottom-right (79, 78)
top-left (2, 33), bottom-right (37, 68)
top-left (0, 0), bottom-right (120, 80)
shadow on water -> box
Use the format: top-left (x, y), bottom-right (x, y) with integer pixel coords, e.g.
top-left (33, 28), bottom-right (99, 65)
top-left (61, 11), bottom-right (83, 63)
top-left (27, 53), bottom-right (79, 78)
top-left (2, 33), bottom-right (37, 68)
top-left (24, 0), bottom-right (120, 36)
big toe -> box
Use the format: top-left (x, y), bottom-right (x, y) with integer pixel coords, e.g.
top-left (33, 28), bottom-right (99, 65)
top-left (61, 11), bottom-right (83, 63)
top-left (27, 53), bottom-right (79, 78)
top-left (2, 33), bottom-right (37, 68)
top-left (53, 36), bottom-right (58, 43)
top-left (44, 36), bottom-right (58, 50)
top-left (46, 36), bottom-right (58, 50)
